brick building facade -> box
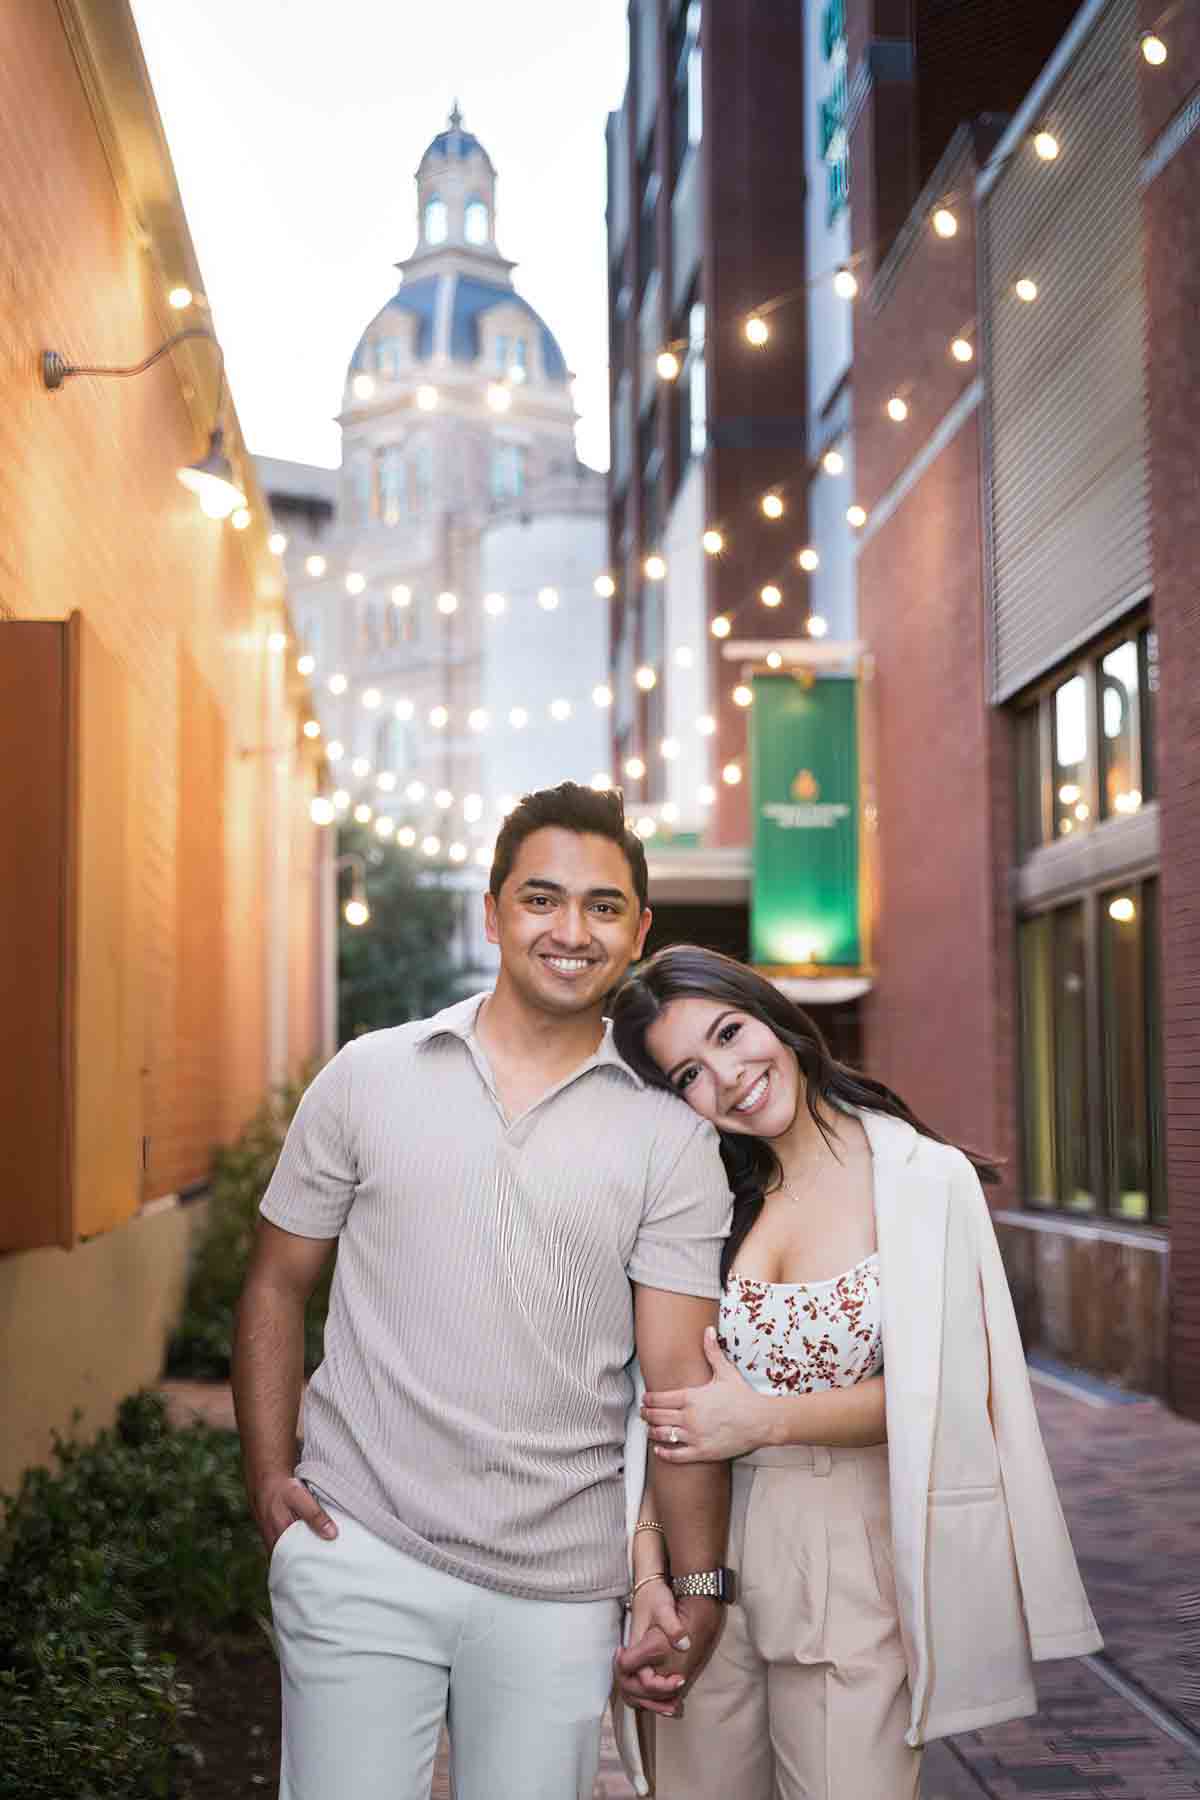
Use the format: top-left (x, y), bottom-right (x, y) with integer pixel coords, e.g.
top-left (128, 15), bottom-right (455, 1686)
top-left (0, 0), bottom-right (326, 1487)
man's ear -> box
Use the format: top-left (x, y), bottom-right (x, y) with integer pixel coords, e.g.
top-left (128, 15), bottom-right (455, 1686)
top-left (634, 906), bottom-right (653, 960)
top-left (483, 889), bottom-right (501, 947)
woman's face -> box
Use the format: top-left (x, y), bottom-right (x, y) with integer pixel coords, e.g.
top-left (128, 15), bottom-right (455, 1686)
top-left (644, 996), bottom-right (801, 1139)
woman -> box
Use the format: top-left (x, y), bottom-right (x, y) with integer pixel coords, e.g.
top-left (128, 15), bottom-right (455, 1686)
top-left (609, 945), bottom-right (1100, 1800)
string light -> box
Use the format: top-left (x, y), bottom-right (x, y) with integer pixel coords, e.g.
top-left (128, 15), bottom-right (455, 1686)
top-left (422, 835), bottom-right (441, 856)
top-left (644, 554), bottom-right (667, 581)
top-left (847, 504), bottom-right (867, 529)
top-left (375, 815), bottom-right (395, 838)
top-left (635, 666), bottom-right (658, 690)
top-left (1033, 131), bottom-right (1060, 161)
top-left (722, 762), bottom-right (743, 785)
top-left (761, 492), bottom-right (784, 520)
top-left (362, 688), bottom-right (381, 709)
top-left (484, 591), bottom-right (506, 614)
top-left (592, 684), bottom-right (613, 707)
top-left (473, 845), bottom-right (491, 866)
top-left (395, 698), bottom-right (414, 720)
top-left (732, 684), bottom-right (754, 707)
top-left (468, 708), bottom-right (489, 731)
top-left (344, 897), bottom-right (370, 927)
top-left (352, 757), bottom-right (370, 778)
top-left (697, 714), bottom-right (716, 735)
top-left (745, 315), bottom-right (770, 347)
top-left (416, 385), bottom-right (439, 411)
top-left (661, 802), bottom-right (680, 824)
top-left (1015, 278), bottom-right (1039, 303)
top-left (624, 756), bottom-right (646, 779)
top-left (833, 267), bottom-right (858, 299)
top-left (305, 554), bottom-right (326, 577)
top-left (346, 572), bottom-right (366, 595)
top-left (951, 337), bottom-right (974, 363)
top-left (326, 740), bottom-right (344, 761)
top-left (656, 350), bottom-right (681, 381)
top-left (822, 448), bottom-right (845, 476)
top-left (808, 614), bottom-right (829, 638)
top-left (392, 584), bottom-right (412, 607)
top-left (232, 508), bottom-right (252, 531)
top-left (435, 789), bottom-right (453, 810)
top-left (1109, 895), bottom-right (1137, 922)
top-left (1141, 31), bottom-right (1167, 64)
top-left (660, 737), bottom-right (679, 759)
top-left (702, 529), bottom-right (724, 555)
top-left (268, 531), bottom-right (288, 555)
top-left (509, 706), bottom-right (529, 728)
top-left (886, 396), bottom-right (909, 422)
top-left (537, 587), bottom-right (559, 611)
top-left (398, 826), bottom-right (417, 848)
top-left (486, 383), bottom-right (512, 412)
top-left (711, 615), bottom-right (732, 639)
top-left (354, 802), bottom-right (372, 824)
top-left (698, 784), bottom-right (716, 806)
top-left (766, 650), bottom-right (783, 669)
top-left (405, 780), bottom-right (426, 802)
top-left (328, 672), bottom-right (348, 695)
top-left (549, 698), bottom-right (572, 720)
top-left (310, 797), bottom-right (335, 826)
top-left (635, 817), bottom-right (657, 840)
top-left (463, 794), bottom-right (484, 822)
top-left (376, 771), bottom-right (397, 791)
top-left (591, 772), bottom-right (613, 790)
top-left (760, 584), bottom-right (782, 607)
top-left (430, 705), bottom-right (449, 729)
top-left (594, 574), bottom-right (616, 598)
top-left (798, 547), bottom-right (819, 572)
top-left (168, 286), bottom-right (193, 309)
top-left (353, 374), bottom-right (375, 400)
top-left (333, 789), bottom-right (351, 810)
top-left (449, 843), bottom-right (468, 864)
top-left (297, 653), bottom-right (316, 675)
top-left (437, 591), bottom-right (458, 614)
top-left (267, 630), bottom-right (288, 653)
top-left (932, 208), bottom-right (958, 238)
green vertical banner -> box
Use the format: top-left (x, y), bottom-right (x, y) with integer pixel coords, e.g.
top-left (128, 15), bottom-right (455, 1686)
top-left (750, 674), bottom-right (861, 968)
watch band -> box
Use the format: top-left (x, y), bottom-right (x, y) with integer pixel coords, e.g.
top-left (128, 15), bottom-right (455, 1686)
top-left (670, 1567), bottom-right (737, 1603)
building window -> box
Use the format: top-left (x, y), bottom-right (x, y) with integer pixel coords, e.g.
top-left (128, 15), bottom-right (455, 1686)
top-left (378, 446), bottom-right (406, 526)
top-left (424, 197), bottom-right (448, 245)
top-left (1102, 879), bottom-right (1163, 1222)
top-left (491, 442), bottom-right (527, 502)
top-left (1015, 625), bottom-right (1156, 854)
top-left (345, 452), bottom-right (373, 527)
top-left (638, 159), bottom-right (660, 298)
top-left (512, 336), bottom-right (528, 378)
top-left (410, 440), bottom-right (433, 515)
top-left (375, 337), bottom-right (404, 379)
top-left (464, 199), bottom-right (489, 244)
top-left (670, 1), bottom-right (702, 184)
top-left (819, 0), bottom-right (849, 223)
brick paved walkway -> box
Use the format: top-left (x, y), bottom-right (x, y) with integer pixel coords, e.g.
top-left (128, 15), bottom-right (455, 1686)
top-left (164, 1368), bottom-right (1200, 1797)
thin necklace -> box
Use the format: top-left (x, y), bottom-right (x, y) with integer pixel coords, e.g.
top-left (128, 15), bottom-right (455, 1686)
top-left (775, 1140), bottom-right (832, 1204)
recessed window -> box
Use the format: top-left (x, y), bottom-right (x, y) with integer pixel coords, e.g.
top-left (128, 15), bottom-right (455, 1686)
top-left (378, 446), bottom-right (405, 527)
top-left (465, 199), bottom-right (489, 244)
top-left (1019, 905), bottom-right (1094, 1213)
top-left (1100, 640), bottom-right (1142, 818)
top-left (424, 197), bottom-right (448, 245)
top-left (491, 443), bottom-right (527, 503)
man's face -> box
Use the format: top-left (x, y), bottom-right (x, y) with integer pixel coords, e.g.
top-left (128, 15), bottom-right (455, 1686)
top-left (485, 827), bottom-right (651, 1018)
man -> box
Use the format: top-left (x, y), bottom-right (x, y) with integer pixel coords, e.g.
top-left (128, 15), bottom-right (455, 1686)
top-left (233, 782), bottom-right (732, 1800)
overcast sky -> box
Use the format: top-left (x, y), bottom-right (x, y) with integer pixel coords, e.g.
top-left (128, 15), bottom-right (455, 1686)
top-left (131, 0), bottom-right (628, 471)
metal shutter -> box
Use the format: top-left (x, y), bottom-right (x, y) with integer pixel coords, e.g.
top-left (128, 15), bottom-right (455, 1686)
top-left (982, 0), bottom-right (1149, 702)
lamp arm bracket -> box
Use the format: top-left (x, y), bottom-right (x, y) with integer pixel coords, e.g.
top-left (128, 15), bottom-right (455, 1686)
top-left (42, 328), bottom-right (222, 396)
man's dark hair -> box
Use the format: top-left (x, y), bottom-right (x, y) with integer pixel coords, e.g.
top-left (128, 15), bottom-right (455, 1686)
top-left (489, 782), bottom-right (649, 911)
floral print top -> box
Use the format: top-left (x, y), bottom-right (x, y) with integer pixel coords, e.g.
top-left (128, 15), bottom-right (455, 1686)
top-left (718, 1254), bottom-right (884, 1394)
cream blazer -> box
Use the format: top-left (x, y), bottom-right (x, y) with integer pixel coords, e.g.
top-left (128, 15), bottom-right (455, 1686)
top-left (613, 1108), bottom-right (1101, 1787)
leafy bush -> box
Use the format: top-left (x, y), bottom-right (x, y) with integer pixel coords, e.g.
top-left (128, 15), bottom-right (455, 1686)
top-left (0, 1392), bottom-right (267, 1799)
top-left (168, 1071), bottom-right (333, 1379)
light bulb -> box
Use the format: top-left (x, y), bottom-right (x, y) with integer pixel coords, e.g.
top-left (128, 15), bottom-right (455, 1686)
top-left (932, 208), bottom-right (958, 239)
top-left (398, 826), bottom-right (417, 848)
top-left (303, 719), bottom-right (321, 739)
top-left (733, 685), bottom-right (754, 708)
top-left (661, 802), bottom-right (680, 824)
top-left (468, 708), bottom-right (489, 732)
top-left (635, 666), bottom-right (657, 691)
top-left (537, 586), bottom-right (559, 611)
top-left (1142, 32), bottom-right (1167, 65)
top-left (798, 547), bottom-right (819, 572)
top-left (473, 845), bottom-right (491, 866)
top-left (448, 841), bottom-right (467, 863)
top-left (353, 803), bottom-right (372, 824)
top-left (352, 373), bottom-right (375, 400)
top-left (375, 815), bottom-right (395, 838)
top-left (624, 756), bottom-right (646, 780)
top-left (1015, 277), bottom-right (1039, 303)
top-left (333, 789), bottom-right (351, 810)
top-left (656, 350), bottom-right (680, 381)
top-left (549, 698), bottom-right (572, 721)
top-left (422, 835), bottom-right (441, 857)
top-left (702, 529), bottom-right (724, 555)
top-left (808, 614), bottom-right (829, 638)
top-left (267, 630), bottom-right (288, 653)
top-left (376, 771), bottom-right (397, 791)
top-left (594, 574), bottom-right (616, 598)
top-left (463, 794), bottom-right (483, 822)
top-left (887, 396), bottom-right (909, 422)
top-left (722, 762), bottom-right (743, 786)
top-left (1033, 131), bottom-right (1059, 161)
top-left (310, 797), bottom-right (335, 826)
top-left (509, 706), bottom-right (529, 728)
top-left (361, 687), bottom-right (381, 709)
top-left (698, 784), bottom-right (716, 806)
top-left (760, 584), bottom-right (782, 607)
top-left (405, 781), bottom-right (426, 802)
top-left (635, 817), bottom-right (657, 840)
top-left (231, 507), bottom-right (252, 531)
top-left (168, 285), bottom-right (193, 309)
top-left (592, 684), bottom-right (613, 708)
top-left (591, 772), bottom-right (613, 790)
top-left (745, 315), bottom-right (769, 347)
top-left (345, 572), bottom-right (366, 595)
top-left (326, 740), bottom-right (344, 762)
top-left (435, 789), bottom-right (453, 810)
top-left (268, 531), bottom-right (288, 555)
top-left (297, 653), bottom-right (316, 675)
top-left (711, 615), bottom-right (732, 639)
top-left (328, 673), bottom-right (348, 695)
top-left (436, 591), bottom-right (458, 614)
top-left (429, 705), bottom-right (449, 729)
top-left (822, 448), bottom-right (845, 476)
top-left (761, 492), bottom-right (784, 520)
top-left (351, 757), bottom-right (370, 778)
top-left (394, 698), bottom-right (414, 721)
top-left (486, 383), bottom-right (512, 412)
top-left (644, 554), bottom-right (667, 581)
top-left (951, 337), bottom-right (974, 363)
top-left (344, 898), bottom-right (370, 927)
top-left (847, 504), bottom-right (867, 529)
top-left (305, 554), bottom-right (326, 578)
top-left (484, 591), bottom-right (506, 614)
top-left (697, 714), bottom-right (716, 735)
top-left (660, 738), bottom-right (680, 760)
top-left (833, 267), bottom-right (858, 299)
top-left (416, 385), bottom-right (439, 411)
top-left (392, 584), bottom-right (412, 607)
top-left (766, 650), bottom-right (783, 670)
top-left (1109, 896), bottom-right (1136, 922)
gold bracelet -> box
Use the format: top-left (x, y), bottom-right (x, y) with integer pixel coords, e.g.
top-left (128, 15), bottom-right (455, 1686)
top-left (634, 1519), bottom-right (666, 1536)
top-left (628, 1572), bottom-right (669, 1601)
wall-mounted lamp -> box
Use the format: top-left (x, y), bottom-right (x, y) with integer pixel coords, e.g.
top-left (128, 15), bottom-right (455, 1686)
top-left (334, 852), bottom-right (370, 928)
top-left (41, 328), bottom-right (246, 521)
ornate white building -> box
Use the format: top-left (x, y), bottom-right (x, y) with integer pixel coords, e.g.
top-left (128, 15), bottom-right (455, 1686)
top-left (264, 108), bottom-right (609, 883)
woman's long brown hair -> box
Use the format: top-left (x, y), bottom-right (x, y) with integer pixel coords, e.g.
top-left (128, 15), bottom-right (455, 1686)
top-left (611, 945), bottom-right (1001, 1283)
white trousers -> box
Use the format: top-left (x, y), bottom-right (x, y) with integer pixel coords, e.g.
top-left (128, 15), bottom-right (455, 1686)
top-left (269, 1504), bottom-right (621, 1800)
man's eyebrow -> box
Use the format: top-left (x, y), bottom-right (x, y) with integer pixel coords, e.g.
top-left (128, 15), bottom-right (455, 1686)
top-left (515, 877), bottom-right (630, 903)
top-left (665, 1010), bottom-right (739, 1082)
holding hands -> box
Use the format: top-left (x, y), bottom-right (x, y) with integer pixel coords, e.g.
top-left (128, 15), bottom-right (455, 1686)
top-left (643, 1326), bottom-right (770, 1463)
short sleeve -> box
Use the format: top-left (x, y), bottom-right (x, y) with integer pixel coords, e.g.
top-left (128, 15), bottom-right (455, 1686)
top-left (260, 1046), bottom-right (358, 1239)
top-left (627, 1115), bottom-right (731, 1299)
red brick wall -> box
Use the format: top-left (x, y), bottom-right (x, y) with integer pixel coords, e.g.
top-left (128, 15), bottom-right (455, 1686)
top-left (1138, 0), bottom-right (1200, 1419)
top-left (0, 2), bottom-right (319, 1200)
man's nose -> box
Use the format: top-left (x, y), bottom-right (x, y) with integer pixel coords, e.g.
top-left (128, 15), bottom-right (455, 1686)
top-left (549, 903), bottom-right (591, 946)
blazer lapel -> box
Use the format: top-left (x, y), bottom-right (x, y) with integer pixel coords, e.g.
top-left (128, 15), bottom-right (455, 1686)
top-left (859, 1109), bottom-right (950, 1733)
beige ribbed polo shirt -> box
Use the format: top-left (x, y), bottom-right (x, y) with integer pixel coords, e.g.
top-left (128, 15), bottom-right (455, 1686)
top-left (260, 993), bottom-right (730, 1601)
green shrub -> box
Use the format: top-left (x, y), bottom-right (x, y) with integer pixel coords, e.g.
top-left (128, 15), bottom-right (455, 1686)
top-left (168, 1070), bottom-right (333, 1379)
top-left (0, 1392), bottom-right (266, 1799)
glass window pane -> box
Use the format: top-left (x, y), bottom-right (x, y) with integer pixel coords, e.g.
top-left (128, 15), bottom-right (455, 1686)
top-left (1100, 639), bottom-right (1142, 818)
top-left (1101, 885), bottom-right (1150, 1220)
top-left (1054, 904), bottom-right (1095, 1212)
top-left (1019, 915), bottom-right (1056, 1207)
top-left (1015, 704), bottom-right (1044, 854)
top-left (1052, 675), bottom-right (1090, 838)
